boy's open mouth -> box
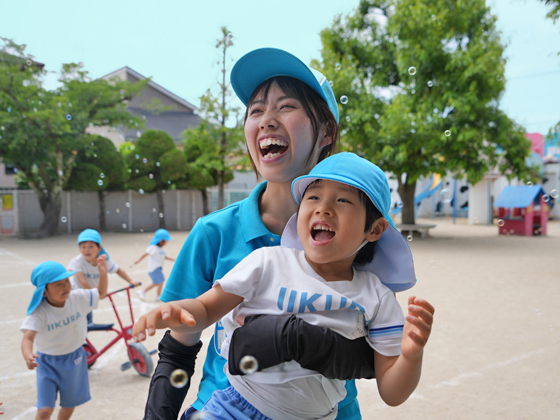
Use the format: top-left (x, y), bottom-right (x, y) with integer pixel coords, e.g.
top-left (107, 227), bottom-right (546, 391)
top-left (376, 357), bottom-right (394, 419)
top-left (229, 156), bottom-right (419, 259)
top-left (259, 138), bottom-right (288, 159)
top-left (311, 223), bottom-right (335, 242)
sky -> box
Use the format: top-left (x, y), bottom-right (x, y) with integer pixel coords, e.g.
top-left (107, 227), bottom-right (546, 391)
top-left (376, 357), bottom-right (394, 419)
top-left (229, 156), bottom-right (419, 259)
top-left (1, 0), bottom-right (559, 135)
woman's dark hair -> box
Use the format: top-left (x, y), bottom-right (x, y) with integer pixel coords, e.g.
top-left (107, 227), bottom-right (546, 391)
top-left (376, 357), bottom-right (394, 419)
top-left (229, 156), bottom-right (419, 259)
top-left (244, 76), bottom-right (339, 176)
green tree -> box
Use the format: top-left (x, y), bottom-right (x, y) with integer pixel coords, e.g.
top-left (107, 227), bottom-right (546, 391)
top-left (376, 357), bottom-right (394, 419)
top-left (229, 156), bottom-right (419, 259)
top-left (316, 0), bottom-right (532, 225)
top-left (540, 0), bottom-right (560, 22)
top-left (125, 129), bottom-right (186, 228)
top-left (180, 27), bottom-right (246, 212)
top-left (65, 135), bottom-right (127, 230)
top-left (0, 37), bottom-right (145, 237)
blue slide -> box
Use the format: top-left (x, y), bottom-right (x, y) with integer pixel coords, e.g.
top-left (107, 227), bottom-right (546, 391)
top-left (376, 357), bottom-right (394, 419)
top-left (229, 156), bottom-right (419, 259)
top-left (391, 177), bottom-right (444, 215)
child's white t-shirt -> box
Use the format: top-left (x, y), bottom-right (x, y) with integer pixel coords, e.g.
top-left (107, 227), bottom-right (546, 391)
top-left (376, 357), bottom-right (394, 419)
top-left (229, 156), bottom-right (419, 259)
top-left (67, 254), bottom-right (119, 289)
top-left (217, 246), bottom-right (405, 420)
top-left (146, 245), bottom-right (166, 273)
top-left (20, 289), bottom-right (99, 356)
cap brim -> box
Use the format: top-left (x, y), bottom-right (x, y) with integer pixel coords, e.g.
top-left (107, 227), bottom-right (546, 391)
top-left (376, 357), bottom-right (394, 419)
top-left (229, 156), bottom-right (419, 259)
top-left (281, 213), bottom-right (416, 293)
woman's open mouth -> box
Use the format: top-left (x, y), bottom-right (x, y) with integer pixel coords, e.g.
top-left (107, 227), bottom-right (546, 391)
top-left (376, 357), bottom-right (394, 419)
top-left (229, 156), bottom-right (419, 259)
top-left (259, 138), bottom-right (289, 159)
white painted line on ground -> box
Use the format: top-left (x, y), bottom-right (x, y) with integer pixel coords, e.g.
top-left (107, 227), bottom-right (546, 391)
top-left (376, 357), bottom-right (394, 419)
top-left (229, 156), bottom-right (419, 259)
top-left (9, 406), bottom-right (37, 420)
top-left (0, 248), bottom-right (37, 266)
top-left (0, 282), bottom-right (31, 289)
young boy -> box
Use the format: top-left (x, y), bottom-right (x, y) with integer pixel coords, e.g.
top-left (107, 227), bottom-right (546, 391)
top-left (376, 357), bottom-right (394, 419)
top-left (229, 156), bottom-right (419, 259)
top-left (68, 229), bottom-right (138, 322)
top-left (133, 153), bottom-right (434, 420)
top-left (134, 229), bottom-right (176, 301)
top-left (21, 259), bottom-right (108, 420)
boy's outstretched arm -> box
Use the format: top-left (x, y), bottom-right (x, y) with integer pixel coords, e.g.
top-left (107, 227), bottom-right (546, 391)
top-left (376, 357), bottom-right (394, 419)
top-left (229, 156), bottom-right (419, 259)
top-left (375, 296), bottom-right (434, 407)
top-left (115, 267), bottom-right (141, 286)
top-left (97, 255), bottom-right (108, 299)
top-left (21, 330), bottom-right (38, 370)
top-left (132, 284), bottom-right (243, 342)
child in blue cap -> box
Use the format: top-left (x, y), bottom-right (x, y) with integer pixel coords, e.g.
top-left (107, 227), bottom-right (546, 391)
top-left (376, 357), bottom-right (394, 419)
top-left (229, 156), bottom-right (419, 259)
top-left (20, 260), bottom-right (108, 420)
top-left (68, 229), bottom-right (138, 322)
top-left (133, 153), bottom-right (435, 420)
top-left (134, 229), bottom-right (176, 301)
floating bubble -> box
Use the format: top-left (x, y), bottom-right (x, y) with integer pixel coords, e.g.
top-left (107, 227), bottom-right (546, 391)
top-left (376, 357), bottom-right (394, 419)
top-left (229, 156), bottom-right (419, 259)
top-left (444, 130), bottom-right (451, 137)
top-left (169, 369), bottom-right (188, 388)
top-left (149, 173), bottom-right (154, 179)
top-left (440, 188), bottom-right (453, 203)
top-left (431, 14), bottom-right (436, 20)
top-left (411, 89), bottom-right (416, 94)
top-left (427, 81), bottom-right (434, 87)
top-left (57, 102), bottom-right (62, 107)
top-left (474, 217), bottom-right (479, 224)
top-left (143, 158), bottom-right (148, 164)
top-left (239, 355), bottom-right (258, 374)
top-left (61, 216), bottom-right (67, 223)
top-left (159, 213), bottom-right (164, 218)
top-left (334, 63), bottom-right (342, 72)
top-left (408, 66), bottom-right (417, 76)
top-left (135, 154), bottom-right (140, 159)
top-left (526, 181), bottom-right (533, 186)
top-left (345, 116), bottom-right (351, 123)
top-left (26, 59), bottom-right (32, 66)
top-left (1, 126), bottom-right (4, 131)
top-left (122, 223), bottom-right (127, 229)
top-left (153, 208), bottom-right (156, 212)
top-left (93, 153), bottom-right (97, 158)
top-left (136, 131), bottom-right (141, 138)
top-left (139, 189), bottom-right (144, 194)
top-left (58, 170), bottom-right (63, 176)
top-left (340, 95), bottom-right (348, 105)
top-left (497, 219), bottom-right (505, 227)
top-left (374, 113), bottom-right (379, 119)
top-left (550, 189), bottom-right (559, 199)
top-left (410, 129), bottom-right (416, 134)
top-left (6, 107), bottom-right (11, 112)
top-left (543, 194), bottom-right (550, 203)
top-left (135, 169), bottom-right (139, 173)
top-left (116, 208), bottom-right (120, 213)
top-left (100, 173), bottom-right (105, 178)
top-left (396, 201), bottom-right (404, 208)
top-left (329, 81), bottom-right (334, 87)
top-left (125, 202), bottom-right (131, 208)
top-left (407, 235), bottom-right (413, 242)
top-left (140, 229), bottom-right (144, 232)
top-left (66, 114), bottom-right (72, 121)
top-left (97, 180), bottom-right (103, 186)
top-left (156, 162), bottom-right (160, 167)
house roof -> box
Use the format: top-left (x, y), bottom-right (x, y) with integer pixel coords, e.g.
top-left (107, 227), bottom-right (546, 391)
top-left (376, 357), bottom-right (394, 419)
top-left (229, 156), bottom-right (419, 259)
top-left (123, 108), bottom-right (202, 142)
top-left (102, 66), bottom-right (198, 112)
top-left (493, 185), bottom-right (546, 208)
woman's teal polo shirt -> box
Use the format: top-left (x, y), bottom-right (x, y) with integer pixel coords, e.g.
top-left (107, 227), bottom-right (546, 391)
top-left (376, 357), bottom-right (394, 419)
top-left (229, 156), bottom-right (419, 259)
top-left (160, 182), bottom-right (360, 419)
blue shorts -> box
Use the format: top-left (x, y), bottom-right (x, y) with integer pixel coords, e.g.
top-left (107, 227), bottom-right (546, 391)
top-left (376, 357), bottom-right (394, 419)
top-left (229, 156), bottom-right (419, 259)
top-left (201, 386), bottom-right (271, 420)
top-left (148, 267), bottom-right (165, 285)
top-left (36, 347), bottom-right (90, 409)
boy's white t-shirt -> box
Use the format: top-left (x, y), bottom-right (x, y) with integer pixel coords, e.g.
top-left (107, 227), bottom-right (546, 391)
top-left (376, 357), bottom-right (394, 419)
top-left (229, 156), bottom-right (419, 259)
top-left (217, 246), bottom-right (405, 420)
top-left (20, 289), bottom-right (99, 355)
top-left (146, 245), bottom-right (166, 273)
top-left (67, 254), bottom-right (119, 289)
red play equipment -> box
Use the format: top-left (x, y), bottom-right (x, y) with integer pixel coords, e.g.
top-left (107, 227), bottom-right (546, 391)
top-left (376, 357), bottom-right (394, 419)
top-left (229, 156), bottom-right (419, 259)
top-left (82, 283), bottom-right (156, 377)
top-left (493, 186), bottom-right (549, 236)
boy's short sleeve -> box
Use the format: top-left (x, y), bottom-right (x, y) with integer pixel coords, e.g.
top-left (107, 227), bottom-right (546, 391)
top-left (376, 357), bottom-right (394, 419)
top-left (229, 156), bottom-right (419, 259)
top-left (20, 312), bottom-right (43, 333)
top-left (215, 250), bottom-right (264, 301)
top-left (67, 255), bottom-right (82, 272)
top-left (87, 288), bottom-right (101, 310)
top-left (106, 259), bottom-right (119, 274)
top-left (367, 291), bottom-right (406, 357)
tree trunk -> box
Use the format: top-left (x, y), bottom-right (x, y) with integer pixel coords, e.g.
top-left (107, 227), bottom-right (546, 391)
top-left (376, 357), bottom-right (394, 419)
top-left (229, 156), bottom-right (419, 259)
top-left (217, 170), bottom-right (224, 210)
top-left (398, 180), bottom-right (417, 225)
top-left (200, 189), bottom-right (209, 215)
top-left (98, 190), bottom-right (107, 231)
top-left (157, 189), bottom-right (166, 229)
top-left (36, 191), bottom-right (62, 238)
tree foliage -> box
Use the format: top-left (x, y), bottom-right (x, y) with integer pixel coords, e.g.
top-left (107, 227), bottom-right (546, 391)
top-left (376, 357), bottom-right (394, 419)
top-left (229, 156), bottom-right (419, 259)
top-left (540, 0), bottom-right (560, 22)
top-left (0, 37), bottom-right (145, 236)
top-left (316, 0), bottom-right (532, 224)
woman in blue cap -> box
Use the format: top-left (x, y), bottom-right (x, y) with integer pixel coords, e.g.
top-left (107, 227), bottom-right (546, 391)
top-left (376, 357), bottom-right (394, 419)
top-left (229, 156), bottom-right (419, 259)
top-left (134, 229), bottom-right (176, 301)
top-left (21, 261), bottom-right (108, 420)
top-left (143, 48), bottom-right (379, 420)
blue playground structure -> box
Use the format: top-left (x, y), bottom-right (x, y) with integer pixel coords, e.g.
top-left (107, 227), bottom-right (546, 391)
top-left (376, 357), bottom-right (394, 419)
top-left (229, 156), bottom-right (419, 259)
top-left (391, 174), bottom-right (444, 216)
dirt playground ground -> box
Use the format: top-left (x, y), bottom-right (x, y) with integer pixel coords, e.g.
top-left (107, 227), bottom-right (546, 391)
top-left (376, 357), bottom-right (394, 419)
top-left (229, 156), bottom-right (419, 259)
top-left (1, 217), bottom-right (558, 419)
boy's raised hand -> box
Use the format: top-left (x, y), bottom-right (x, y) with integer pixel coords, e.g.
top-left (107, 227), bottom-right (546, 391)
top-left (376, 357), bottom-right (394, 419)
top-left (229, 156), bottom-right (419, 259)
top-left (401, 296), bottom-right (434, 362)
top-left (97, 254), bottom-right (108, 274)
top-left (132, 302), bottom-right (196, 342)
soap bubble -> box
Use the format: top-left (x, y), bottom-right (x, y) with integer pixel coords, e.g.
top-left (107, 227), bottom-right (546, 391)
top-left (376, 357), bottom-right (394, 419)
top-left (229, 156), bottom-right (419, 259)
top-left (136, 131), bottom-right (141, 138)
top-left (97, 180), bottom-right (103, 186)
top-left (135, 154), bottom-right (140, 159)
top-left (153, 208), bottom-right (156, 213)
top-left (427, 81), bottom-right (434, 87)
top-left (26, 59), bottom-right (32, 66)
top-left (66, 114), bottom-right (72, 121)
top-left (407, 235), bottom-right (413, 242)
top-left (239, 355), bottom-right (258, 374)
top-left (444, 130), bottom-right (451, 137)
top-left (169, 369), bottom-right (188, 388)
top-left (408, 66), bottom-right (417, 76)
top-left (550, 189), bottom-right (558, 198)
top-left (125, 202), bottom-right (131, 208)
top-left (159, 213), bottom-right (164, 218)
top-left (334, 63), bottom-right (342, 72)
top-left (526, 181), bottom-right (533, 187)
top-left (543, 194), bottom-right (550, 203)
top-left (61, 216), bottom-right (67, 223)
top-left (345, 116), bottom-right (351, 123)
top-left (149, 173), bottom-right (154, 179)
top-left (156, 162), bottom-right (160, 167)
top-left (396, 201), bottom-right (404, 208)
top-left (100, 173), bottom-right (105, 178)
top-left (139, 189), bottom-right (144, 194)
top-left (340, 95), bottom-right (348, 105)
top-left (497, 219), bottom-right (505, 227)
top-left (116, 209), bottom-right (120, 213)
top-left (440, 188), bottom-right (453, 203)
top-left (122, 223), bottom-right (127, 229)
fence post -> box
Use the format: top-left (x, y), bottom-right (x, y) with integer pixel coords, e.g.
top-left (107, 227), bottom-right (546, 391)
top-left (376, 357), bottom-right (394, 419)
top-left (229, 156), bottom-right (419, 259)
top-left (128, 190), bottom-right (133, 231)
top-left (177, 190), bottom-right (181, 231)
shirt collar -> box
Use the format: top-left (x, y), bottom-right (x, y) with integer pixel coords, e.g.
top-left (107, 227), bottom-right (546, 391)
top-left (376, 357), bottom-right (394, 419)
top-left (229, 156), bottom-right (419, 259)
top-left (239, 181), bottom-right (276, 243)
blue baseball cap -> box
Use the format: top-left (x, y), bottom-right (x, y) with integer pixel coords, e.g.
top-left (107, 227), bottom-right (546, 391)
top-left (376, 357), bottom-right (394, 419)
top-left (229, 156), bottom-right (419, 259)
top-left (231, 48), bottom-right (339, 123)
top-left (282, 152), bottom-right (416, 292)
top-left (77, 229), bottom-right (108, 258)
top-left (27, 261), bottom-right (76, 315)
top-left (150, 229), bottom-right (172, 246)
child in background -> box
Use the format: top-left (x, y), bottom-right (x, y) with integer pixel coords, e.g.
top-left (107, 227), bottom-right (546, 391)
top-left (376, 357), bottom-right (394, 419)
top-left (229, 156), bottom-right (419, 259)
top-left (133, 153), bottom-right (434, 420)
top-left (134, 229), bottom-right (175, 301)
top-left (21, 259), bottom-right (108, 420)
top-left (68, 229), bottom-right (138, 322)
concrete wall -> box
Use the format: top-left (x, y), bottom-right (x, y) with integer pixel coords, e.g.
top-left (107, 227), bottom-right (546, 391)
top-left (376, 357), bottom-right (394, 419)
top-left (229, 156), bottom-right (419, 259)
top-left (11, 189), bottom-right (205, 235)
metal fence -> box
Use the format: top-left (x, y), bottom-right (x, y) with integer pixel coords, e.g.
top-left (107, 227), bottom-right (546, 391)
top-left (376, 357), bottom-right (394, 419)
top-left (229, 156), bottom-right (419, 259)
top-left (0, 189), bottom-right (206, 235)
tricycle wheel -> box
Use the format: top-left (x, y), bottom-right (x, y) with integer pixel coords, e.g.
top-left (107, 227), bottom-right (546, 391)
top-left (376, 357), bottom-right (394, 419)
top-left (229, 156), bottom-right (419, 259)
top-left (127, 342), bottom-right (154, 377)
top-left (83, 343), bottom-right (96, 369)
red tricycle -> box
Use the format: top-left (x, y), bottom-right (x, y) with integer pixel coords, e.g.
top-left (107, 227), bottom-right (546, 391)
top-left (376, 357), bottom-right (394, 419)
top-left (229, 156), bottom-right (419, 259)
top-left (82, 283), bottom-right (156, 377)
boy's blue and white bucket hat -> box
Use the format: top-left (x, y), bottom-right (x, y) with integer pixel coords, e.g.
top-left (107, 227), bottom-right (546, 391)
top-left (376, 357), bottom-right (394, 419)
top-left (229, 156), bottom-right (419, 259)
top-left (27, 261), bottom-right (76, 315)
top-left (281, 152), bottom-right (416, 292)
top-left (77, 229), bottom-right (109, 258)
top-left (231, 47), bottom-right (339, 123)
top-left (150, 229), bottom-right (173, 246)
